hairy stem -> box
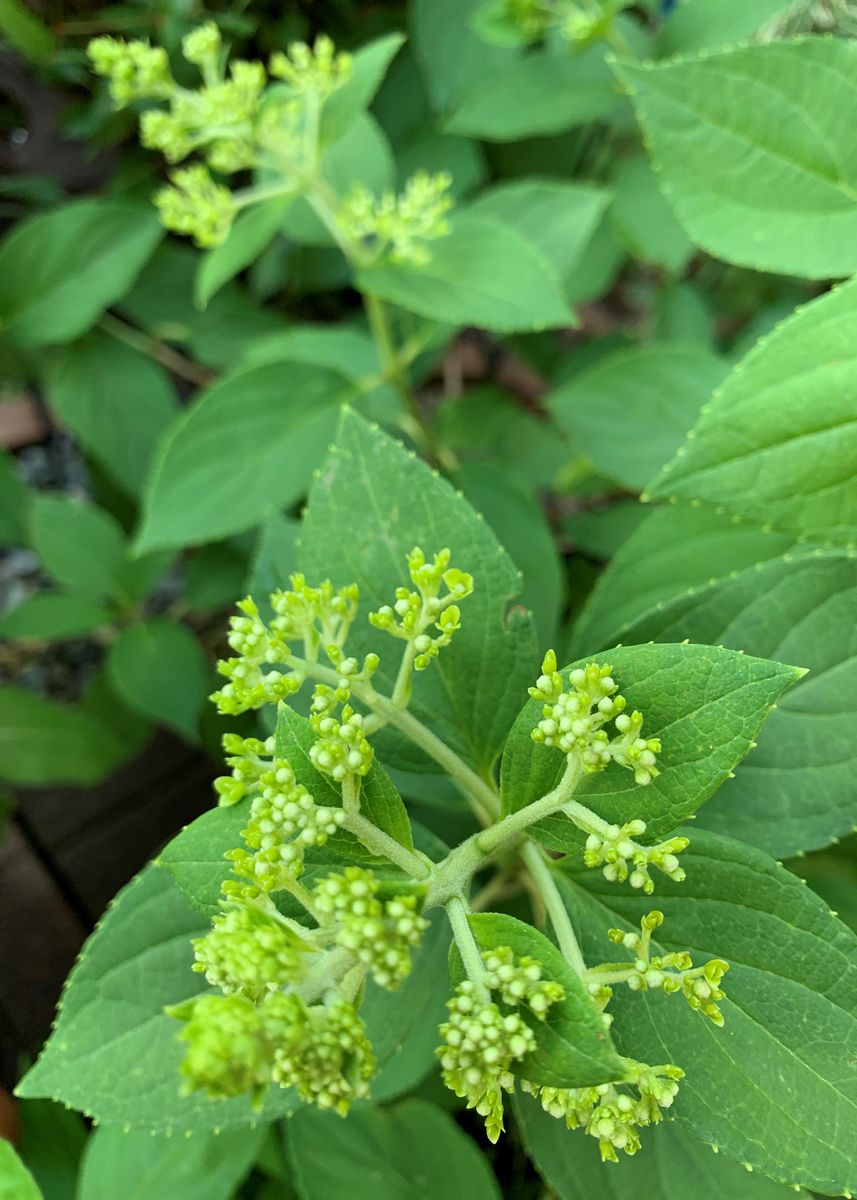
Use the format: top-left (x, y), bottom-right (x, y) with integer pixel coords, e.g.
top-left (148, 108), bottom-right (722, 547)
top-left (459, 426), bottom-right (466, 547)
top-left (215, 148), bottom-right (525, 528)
top-left (475, 757), bottom-right (581, 856)
top-left (283, 651), bottom-right (500, 825)
top-left (342, 811), bottom-right (431, 880)
top-left (520, 842), bottom-right (586, 977)
top-left (278, 874), bottom-right (322, 923)
top-left (446, 895), bottom-right (489, 999)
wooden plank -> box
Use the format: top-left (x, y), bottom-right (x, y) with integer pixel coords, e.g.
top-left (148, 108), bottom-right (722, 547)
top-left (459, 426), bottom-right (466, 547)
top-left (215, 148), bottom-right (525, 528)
top-left (0, 825), bottom-right (86, 1090)
top-left (17, 730), bottom-right (215, 919)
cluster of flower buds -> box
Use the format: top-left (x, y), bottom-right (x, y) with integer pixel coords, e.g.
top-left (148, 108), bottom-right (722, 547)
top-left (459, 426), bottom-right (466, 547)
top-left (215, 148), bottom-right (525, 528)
top-left (192, 904), bottom-right (310, 1000)
top-left (339, 172), bottom-right (454, 266)
top-left (522, 1059), bottom-right (684, 1162)
top-left (590, 911), bottom-right (729, 1027)
top-left (88, 35), bottom-right (172, 104)
top-left (437, 948), bottom-right (564, 1141)
top-left (89, 27), bottom-right (356, 247)
top-left (269, 33), bottom-right (353, 96)
top-left (581, 816), bottom-right (688, 893)
top-left (369, 547), bottom-right (473, 673)
top-left (530, 654), bottom-right (661, 784)
top-left (170, 990), bottom-right (374, 1113)
top-left (480, 947), bottom-right (565, 1015)
top-left (268, 993), bottom-right (375, 1113)
top-left (211, 577), bottom-right (367, 716)
top-left (313, 868), bottom-right (429, 989)
top-left (309, 684), bottom-right (374, 781)
top-left (219, 748), bottom-right (345, 894)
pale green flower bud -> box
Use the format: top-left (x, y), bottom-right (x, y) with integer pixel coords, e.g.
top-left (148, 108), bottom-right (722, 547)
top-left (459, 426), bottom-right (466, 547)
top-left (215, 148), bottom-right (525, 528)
top-left (269, 34), bottom-right (352, 97)
top-left (583, 819), bottom-right (687, 893)
top-left (192, 904), bottom-right (309, 999)
top-left (309, 688), bottom-right (374, 781)
top-left (531, 660), bottom-right (661, 785)
top-left (182, 21), bottom-right (221, 71)
top-left (88, 36), bottom-right (172, 106)
top-left (155, 164), bottom-right (236, 248)
top-left (168, 993), bottom-right (272, 1105)
top-left (339, 173), bottom-right (454, 267)
top-left (522, 1059), bottom-right (684, 1162)
top-left (270, 997), bottom-right (375, 1114)
top-left (313, 868), bottom-right (429, 988)
top-left (480, 947), bottom-right (565, 1015)
top-left (599, 912), bottom-right (729, 1025)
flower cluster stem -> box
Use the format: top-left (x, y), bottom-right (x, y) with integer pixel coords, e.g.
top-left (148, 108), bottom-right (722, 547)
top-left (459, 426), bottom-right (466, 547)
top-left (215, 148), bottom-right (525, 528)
top-left (520, 842), bottom-right (586, 977)
top-left (342, 811), bottom-right (431, 880)
top-left (446, 895), bottom-right (489, 1000)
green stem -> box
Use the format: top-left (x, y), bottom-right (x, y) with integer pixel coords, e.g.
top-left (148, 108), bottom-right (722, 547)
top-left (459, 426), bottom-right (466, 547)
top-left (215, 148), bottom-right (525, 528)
top-left (98, 312), bottom-right (213, 387)
top-left (342, 811), bottom-right (431, 880)
top-left (363, 290), bottom-right (440, 459)
top-left (391, 640), bottom-right (418, 709)
top-left (284, 651), bottom-right (500, 825)
top-left (278, 874), bottom-right (322, 923)
top-left (520, 842), bottom-right (586, 977)
top-left (341, 774), bottom-right (361, 815)
top-left (474, 758), bottom-right (581, 856)
top-left (446, 895), bottom-right (489, 999)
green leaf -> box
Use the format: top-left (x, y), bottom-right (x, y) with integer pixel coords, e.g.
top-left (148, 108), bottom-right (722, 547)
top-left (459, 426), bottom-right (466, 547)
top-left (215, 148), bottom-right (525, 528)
top-left (446, 47), bottom-right (620, 141)
top-left (185, 543), bottom-right (249, 613)
top-left (614, 39), bottom-right (857, 277)
top-left (15, 865), bottom-right (298, 1131)
top-left (547, 344), bottom-right (727, 491)
top-left (571, 507), bottom-right (794, 658)
top-left (0, 200), bottom-right (162, 347)
top-left (195, 197), bottom-right (292, 309)
top-left (451, 912), bottom-right (623, 1087)
top-left (0, 593), bottom-right (110, 641)
top-left (581, 533), bottom-right (857, 858)
top-left (562, 829), bottom-right (857, 1196)
top-left (249, 514), bottom-right (300, 597)
top-left (356, 214), bottom-right (572, 334)
top-left (411, 0), bottom-right (517, 113)
top-left (563, 499), bottom-right (649, 562)
top-left (501, 643), bottom-right (803, 852)
top-left (0, 686), bottom-right (131, 785)
top-left (609, 155), bottom-right (693, 273)
top-left (157, 802), bottom-right (246, 917)
top-left (0, 0), bottom-right (54, 64)
top-left (515, 1091), bottom-right (811, 1199)
top-left (30, 495), bottom-right (127, 602)
top-left (16, 1099), bottom-right (86, 1200)
top-left (657, 0), bottom-right (797, 56)
top-left (47, 333), bottom-right (177, 497)
top-left (107, 619), bottom-right (209, 741)
top-left (434, 386), bottom-right (569, 495)
top-left (0, 452), bottom-right (29, 545)
top-left (321, 32), bottom-right (406, 140)
top-left (78, 1124), bottom-right (265, 1200)
top-left (299, 409), bottom-right (539, 776)
top-left (646, 277), bottom-right (857, 545)
top-left (136, 363), bottom-right (352, 555)
top-left (288, 1099), bottom-right (501, 1200)
top-left (0, 1141), bottom-right (43, 1200)
top-left (454, 461), bottom-right (562, 649)
top-left (465, 180), bottom-right (610, 286)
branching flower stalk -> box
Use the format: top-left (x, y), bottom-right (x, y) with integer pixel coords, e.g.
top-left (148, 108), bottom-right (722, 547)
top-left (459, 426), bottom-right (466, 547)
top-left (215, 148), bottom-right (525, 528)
top-left (88, 26), bottom-right (451, 460)
top-left (161, 545), bottom-right (730, 1162)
